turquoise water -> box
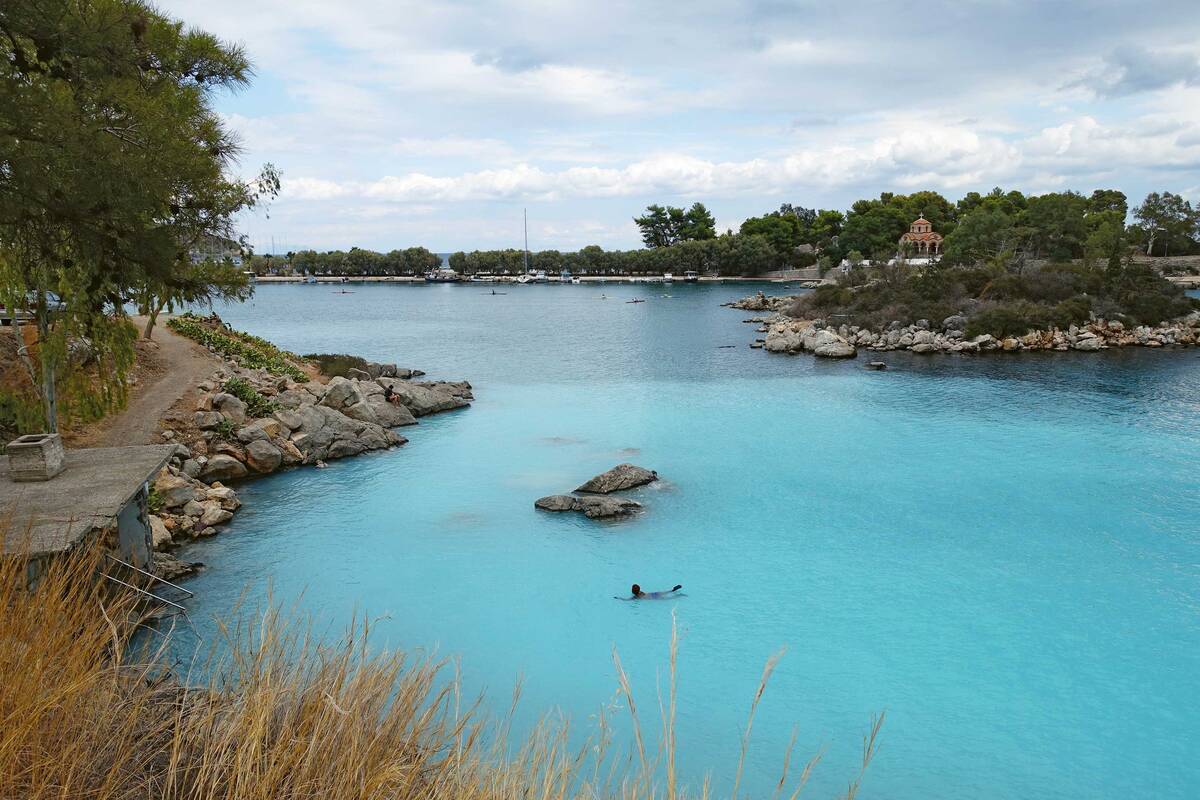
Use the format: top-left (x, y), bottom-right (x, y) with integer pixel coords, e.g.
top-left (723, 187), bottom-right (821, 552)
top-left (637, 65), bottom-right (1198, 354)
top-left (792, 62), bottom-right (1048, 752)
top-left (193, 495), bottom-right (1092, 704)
top-left (177, 283), bottom-right (1200, 799)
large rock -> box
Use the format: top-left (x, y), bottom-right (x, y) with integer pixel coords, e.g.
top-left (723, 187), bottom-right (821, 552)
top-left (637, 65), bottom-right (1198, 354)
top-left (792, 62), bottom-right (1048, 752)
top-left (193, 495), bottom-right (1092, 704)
top-left (764, 328), bottom-right (801, 353)
top-left (237, 418), bottom-right (282, 443)
top-left (212, 393), bottom-right (247, 423)
top-left (149, 515), bottom-right (172, 549)
top-left (199, 502), bottom-right (233, 527)
top-left (534, 494), bottom-right (642, 519)
top-left (274, 408), bottom-right (304, 430)
top-left (377, 379), bottom-right (472, 417)
top-left (534, 494), bottom-right (578, 512)
top-left (245, 440), bottom-right (282, 473)
top-left (288, 403), bottom-right (405, 463)
top-left (365, 393), bottom-right (418, 427)
top-left (205, 486), bottom-right (241, 511)
top-left (275, 388), bottom-right (314, 409)
top-left (576, 463), bottom-right (658, 494)
top-left (154, 552), bottom-right (201, 581)
top-left (318, 376), bottom-right (362, 411)
top-left (1072, 337), bottom-right (1103, 351)
top-left (153, 474), bottom-right (202, 509)
top-left (802, 328), bottom-right (856, 358)
top-left (943, 314), bottom-right (968, 331)
top-left (576, 496), bottom-right (642, 518)
top-left (201, 454), bottom-right (248, 482)
top-left (194, 411), bottom-right (224, 430)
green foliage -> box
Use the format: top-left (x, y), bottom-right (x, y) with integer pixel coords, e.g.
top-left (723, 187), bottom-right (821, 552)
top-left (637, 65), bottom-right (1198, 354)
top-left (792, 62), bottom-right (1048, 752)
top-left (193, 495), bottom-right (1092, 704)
top-left (167, 315), bottom-right (308, 382)
top-left (794, 253), bottom-right (1197, 338)
top-left (221, 377), bottom-right (276, 418)
top-left (0, 0), bottom-right (272, 428)
top-left (633, 203), bottom-right (716, 248)
top-left (213, 417), bottom-right (238, 442)
top-left (964, 304), bottom-right (1048, 338)
top-left (146, 485), bottom-right (165, 515)
top-left (0, 390), bottom-right (44, 445)
top-left (288, 246), bottom-right (441, 277)
top-left (302, 353), bottom-right (370, 379)
top-left (1132, 191), bottom-right (1199, 256)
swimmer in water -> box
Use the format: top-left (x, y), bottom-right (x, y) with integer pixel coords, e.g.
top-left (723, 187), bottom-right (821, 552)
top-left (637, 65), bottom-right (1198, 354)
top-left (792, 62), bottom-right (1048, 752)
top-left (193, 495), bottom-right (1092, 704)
top-left (615, 583), bottom-right (683, 600)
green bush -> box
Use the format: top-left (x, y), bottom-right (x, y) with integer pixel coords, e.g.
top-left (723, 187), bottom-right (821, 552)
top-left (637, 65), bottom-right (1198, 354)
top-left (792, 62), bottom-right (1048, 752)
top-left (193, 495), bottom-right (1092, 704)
top-left (965, 303), bottom-right (1050, 338)
top-left (167, 315), bottom-right (308, 382)
top-left (303, 353), bottom-right (369, 379)
top-left (146, 485), bottom-right (165, 514)
top-left (0, 391), bottom-right (44, 447)
top-left (222, 377), bottom-right (276, 418)
top-left (213, 417), bottom-right (238, 441)
top-left (1050, 295), bottom-right (1093, 329)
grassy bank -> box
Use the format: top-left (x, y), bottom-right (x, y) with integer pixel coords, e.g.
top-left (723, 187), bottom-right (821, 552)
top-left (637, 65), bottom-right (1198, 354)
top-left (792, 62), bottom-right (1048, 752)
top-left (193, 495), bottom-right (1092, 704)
top-left (0, 545), bottom-right (880, 799)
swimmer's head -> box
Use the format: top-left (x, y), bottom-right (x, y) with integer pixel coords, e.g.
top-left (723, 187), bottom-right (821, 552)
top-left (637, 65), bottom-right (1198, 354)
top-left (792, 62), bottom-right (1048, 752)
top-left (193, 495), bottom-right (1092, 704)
top-left (631, 584), bottom-right (642, 596)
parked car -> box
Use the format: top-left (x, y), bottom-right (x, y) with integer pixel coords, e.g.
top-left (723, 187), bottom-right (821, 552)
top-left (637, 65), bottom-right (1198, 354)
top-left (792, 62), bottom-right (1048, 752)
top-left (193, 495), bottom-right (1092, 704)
top-left (0, 292), bottom-right (66, 325)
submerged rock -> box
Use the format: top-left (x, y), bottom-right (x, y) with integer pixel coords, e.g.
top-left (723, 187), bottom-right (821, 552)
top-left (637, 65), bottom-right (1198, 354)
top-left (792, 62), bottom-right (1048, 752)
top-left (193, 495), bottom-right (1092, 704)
top-left (575, 463), bottom-right (658, 494)
top-left (534, 494), bottom-right (642, 519)
top-left (153, 552), bottom-right (202, 581)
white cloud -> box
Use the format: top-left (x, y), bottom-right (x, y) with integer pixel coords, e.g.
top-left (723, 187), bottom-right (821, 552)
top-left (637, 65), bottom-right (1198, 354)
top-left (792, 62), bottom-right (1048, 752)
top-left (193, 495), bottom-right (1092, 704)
top-left (159, 0), bottom-right (1200, 250)
top-left (275, 114), bottom-right (1200, 209)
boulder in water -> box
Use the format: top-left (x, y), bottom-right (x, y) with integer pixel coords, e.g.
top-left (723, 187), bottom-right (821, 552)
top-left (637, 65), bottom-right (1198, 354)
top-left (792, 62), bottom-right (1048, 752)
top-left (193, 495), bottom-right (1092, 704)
top-left (534, 494), bottom-right (642, 519)
top-left (575, 463), bottom-right (658, 494)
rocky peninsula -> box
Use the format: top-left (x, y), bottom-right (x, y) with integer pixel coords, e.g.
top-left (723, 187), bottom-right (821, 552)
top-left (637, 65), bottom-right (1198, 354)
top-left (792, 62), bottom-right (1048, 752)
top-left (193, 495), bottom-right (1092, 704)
top-left (146, 315), bottom-right (470, 578)
top-left (728, 291), bottom-right (1200, 358)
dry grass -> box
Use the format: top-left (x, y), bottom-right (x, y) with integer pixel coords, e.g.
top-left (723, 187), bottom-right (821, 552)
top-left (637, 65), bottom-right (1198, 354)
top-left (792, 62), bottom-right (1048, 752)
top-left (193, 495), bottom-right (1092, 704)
top-left (0, 547), bottom-right (882, 799)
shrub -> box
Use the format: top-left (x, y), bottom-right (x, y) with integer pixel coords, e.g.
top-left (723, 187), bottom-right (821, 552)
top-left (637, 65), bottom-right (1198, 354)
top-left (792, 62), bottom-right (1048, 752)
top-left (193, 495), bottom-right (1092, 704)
top-left (1050, 295), bottom-right (1093, 329)
top-left (222, 377), bottom-right (276, 418)
top-left (965, 302), bottom-right (1051, 338)
top-left (146, 485), bottom-right (165, 514)
top-left (213, 416), bottom-right (238, 441)
top-left (167, 315), bottom-right (308, 382)
top-left (303, 353), bottom-right (369, 378)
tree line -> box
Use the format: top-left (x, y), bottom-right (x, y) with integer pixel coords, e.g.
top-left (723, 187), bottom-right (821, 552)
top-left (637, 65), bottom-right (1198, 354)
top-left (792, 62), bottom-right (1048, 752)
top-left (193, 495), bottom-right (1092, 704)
top-left (250, 247), bottom-right (442, 276)
top-left (246, 191), bottom-right (1200, 282)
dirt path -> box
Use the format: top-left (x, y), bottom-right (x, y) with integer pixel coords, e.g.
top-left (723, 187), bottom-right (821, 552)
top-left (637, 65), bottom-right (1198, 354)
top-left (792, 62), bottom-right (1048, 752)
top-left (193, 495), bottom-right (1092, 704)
top-left (72, 317), bottom-right (218, 448)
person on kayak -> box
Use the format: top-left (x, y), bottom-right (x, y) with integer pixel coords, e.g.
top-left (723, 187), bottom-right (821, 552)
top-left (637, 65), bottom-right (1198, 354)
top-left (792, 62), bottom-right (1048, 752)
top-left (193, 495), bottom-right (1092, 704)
top-left (616, 583), bottom-right (683, 600)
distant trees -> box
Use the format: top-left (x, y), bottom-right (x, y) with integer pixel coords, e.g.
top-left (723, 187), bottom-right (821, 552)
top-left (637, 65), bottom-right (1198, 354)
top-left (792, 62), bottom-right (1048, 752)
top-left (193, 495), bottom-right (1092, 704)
top-left (286, 247), bottom-right (441, 276)
top-left (633, 203), bottom-right (716, 248)
top-left (257, 187), bottom-right (1198, 293)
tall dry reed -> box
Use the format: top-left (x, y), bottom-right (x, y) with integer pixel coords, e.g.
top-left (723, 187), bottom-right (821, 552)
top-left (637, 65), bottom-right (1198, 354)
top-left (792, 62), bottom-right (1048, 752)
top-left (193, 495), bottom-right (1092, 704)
top-left (0, 545), bottom-right (881, 799)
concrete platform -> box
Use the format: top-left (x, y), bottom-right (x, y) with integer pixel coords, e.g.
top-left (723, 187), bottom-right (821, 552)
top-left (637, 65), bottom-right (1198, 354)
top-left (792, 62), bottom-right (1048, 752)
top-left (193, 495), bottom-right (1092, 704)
top-left (1, 445), bottom-right (175, 556)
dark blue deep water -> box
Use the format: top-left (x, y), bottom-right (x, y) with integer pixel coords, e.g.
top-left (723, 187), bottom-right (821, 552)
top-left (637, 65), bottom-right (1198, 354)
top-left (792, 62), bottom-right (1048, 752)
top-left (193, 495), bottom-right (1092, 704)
top-left (177, 282), bottom-right (1200, 799)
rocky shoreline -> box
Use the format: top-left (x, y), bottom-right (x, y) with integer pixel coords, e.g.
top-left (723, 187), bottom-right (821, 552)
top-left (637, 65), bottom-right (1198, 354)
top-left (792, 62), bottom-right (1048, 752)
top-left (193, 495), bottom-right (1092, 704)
top-left (728, 292), bottom-right (1200, 359)
top-left (149, 358), bottom-right (471, 579)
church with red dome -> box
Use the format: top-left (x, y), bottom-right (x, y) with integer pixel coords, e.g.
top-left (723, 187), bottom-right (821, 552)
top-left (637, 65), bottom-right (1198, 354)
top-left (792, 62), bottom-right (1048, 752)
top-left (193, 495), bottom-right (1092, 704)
top-left (898, 216), bottom-right (943, 256)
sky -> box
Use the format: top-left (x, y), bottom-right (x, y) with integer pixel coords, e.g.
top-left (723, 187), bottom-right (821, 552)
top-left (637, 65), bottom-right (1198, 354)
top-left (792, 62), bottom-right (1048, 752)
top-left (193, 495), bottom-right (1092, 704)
top-left (158, 0), bottom-right (1200, 253)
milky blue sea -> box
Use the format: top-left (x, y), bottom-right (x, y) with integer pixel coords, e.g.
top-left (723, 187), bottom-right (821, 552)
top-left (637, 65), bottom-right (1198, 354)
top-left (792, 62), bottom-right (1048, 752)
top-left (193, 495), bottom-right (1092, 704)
top-left (176, 282), bottom-right (1200, 799)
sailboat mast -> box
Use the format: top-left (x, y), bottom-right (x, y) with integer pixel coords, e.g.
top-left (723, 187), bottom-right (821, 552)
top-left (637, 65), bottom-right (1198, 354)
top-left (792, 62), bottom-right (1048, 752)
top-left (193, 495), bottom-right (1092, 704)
top-left (523, 208), bottom-right (529, 273)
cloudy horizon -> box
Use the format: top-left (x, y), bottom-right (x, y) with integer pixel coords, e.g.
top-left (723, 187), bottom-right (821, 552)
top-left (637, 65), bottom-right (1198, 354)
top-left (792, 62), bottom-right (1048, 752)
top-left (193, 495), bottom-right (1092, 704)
top-left (159, 0), bottom-right (1200, 254)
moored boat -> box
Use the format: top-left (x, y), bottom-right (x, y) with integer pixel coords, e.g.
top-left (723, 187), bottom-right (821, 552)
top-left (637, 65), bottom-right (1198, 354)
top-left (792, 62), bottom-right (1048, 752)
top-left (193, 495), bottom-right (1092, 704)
top-left (424, 268), bottom-right (462, 283)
